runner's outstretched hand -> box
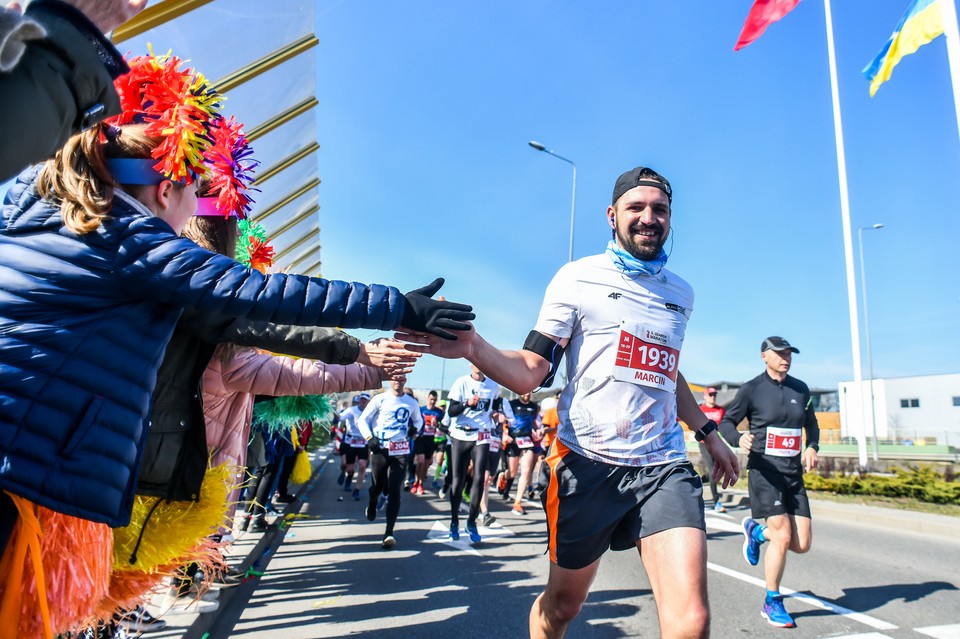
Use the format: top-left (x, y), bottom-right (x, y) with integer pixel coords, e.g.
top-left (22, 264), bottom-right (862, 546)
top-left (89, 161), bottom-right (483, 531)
top-left (704, 432), bottom-right (740, 489)
top-left (394, 320), bottom-right (478, 360)
top-left (401, 278), bottom-right (474, 341)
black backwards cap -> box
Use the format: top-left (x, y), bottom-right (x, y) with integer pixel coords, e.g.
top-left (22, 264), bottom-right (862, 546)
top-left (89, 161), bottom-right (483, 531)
top-left (612, 166), bottom-right (673, 205)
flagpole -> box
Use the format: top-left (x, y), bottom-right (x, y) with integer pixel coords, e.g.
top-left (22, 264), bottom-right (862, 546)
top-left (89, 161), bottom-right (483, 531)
top-left (939, 0), bottom-right (960, 142)
top-left (823, 0), bottom-right (868, 468)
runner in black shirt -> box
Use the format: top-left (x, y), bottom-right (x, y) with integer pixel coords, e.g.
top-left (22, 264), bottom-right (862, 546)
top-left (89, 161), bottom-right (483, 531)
top-left (718, 336), bottom-right (819, 629)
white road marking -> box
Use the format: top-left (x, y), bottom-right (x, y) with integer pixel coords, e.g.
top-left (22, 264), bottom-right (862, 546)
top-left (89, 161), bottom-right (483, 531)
top-left (704, 512), bottom-right (745, 533)
top-left (824, 634), bottom-right (893, 639)
top-left (425, 520), bottom-right (515, 555)
top-left (706, 562), bottom-right (898, 631)
top-left (916, 624), bottom-right (960, 639)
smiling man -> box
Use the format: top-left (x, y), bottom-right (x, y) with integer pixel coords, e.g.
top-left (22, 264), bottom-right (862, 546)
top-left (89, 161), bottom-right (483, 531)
top-left (397, 166), bottom-right (739, 639)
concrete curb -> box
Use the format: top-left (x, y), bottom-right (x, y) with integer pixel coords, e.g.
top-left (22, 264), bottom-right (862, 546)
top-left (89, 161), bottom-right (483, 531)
top-left (718, 488), bottom-right (960, 542)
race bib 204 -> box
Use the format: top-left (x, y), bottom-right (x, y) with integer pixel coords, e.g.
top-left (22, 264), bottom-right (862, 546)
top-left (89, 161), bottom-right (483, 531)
top-left (764, 427), bottom-right (802, 457)
top-left (612, 321), bottom-right (681, 393)
top-left (388, 439), bottom-right (411, 457)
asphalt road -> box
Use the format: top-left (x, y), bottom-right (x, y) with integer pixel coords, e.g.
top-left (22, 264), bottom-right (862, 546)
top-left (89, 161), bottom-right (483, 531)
top-left (156, 446), bottom-right (960, 639)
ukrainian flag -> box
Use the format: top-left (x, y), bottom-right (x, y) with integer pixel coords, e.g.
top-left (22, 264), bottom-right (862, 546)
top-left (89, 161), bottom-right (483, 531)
top-left (863, 0), bottom-right (945, 96)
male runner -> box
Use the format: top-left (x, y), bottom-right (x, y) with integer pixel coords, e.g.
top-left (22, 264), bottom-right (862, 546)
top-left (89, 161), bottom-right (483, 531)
top-left (502, 392), bottom-right (540, 515)
top-left (413, 390), bottom-right (445, 495)
top-left (398, 166), bottom-right (739, 638)
top-left (718, 336), bottom-right (819, 629)
top-left (338, 393), bottom-right (371, 499)
top-left (445, 364), bottom-right (512, 543)
top-left (699, 387), bottom-right (727, 512)
top-left (358, 382), bottom-right (423, 549)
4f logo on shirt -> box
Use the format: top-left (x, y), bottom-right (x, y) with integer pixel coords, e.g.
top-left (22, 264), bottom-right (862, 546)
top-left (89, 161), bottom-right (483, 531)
top-left (608, 292), bottom-right (622, 299)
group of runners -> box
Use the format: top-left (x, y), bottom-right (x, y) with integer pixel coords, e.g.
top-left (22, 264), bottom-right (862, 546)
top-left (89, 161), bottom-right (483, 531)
top-left (384, 166), bottom-right (820, 637)
top-left (316, 165), bottom-right (822, 637)
top-left (332, 376), bottom-right (558, 548)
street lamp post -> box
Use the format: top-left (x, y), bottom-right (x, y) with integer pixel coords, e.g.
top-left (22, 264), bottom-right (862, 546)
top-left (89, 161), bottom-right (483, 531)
top-left (858, 223), bottom-right (884, 463)
top-left (529, 141), bottom-right (577, 262)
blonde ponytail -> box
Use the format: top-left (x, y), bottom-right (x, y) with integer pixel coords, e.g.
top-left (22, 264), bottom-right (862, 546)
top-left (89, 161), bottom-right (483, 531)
top-left (36, 124), bottom-right (162, 234)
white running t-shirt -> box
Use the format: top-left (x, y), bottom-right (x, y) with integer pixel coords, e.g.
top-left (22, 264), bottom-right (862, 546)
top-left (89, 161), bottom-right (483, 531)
top-left (447, 374), bottom-right (511, 443)
top-left (357, 392), bottom-right (423, 446)
top-left (338, 406), bottom-right (367, 448)
top-left (534, 253), bottom-right (694, 467)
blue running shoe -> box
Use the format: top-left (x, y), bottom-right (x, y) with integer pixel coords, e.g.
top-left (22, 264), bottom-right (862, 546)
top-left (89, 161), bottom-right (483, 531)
top-left (352, 488), bottom-right (360, 501)
top-left (741, 516), bottom-right (762, 566)
top-left (466, 522), bottom-right (481, 543)
top-left (761, 596), bottom-right (796, 628)
top-left (336, 471), bottom-right (345, 486)
top-left (449, 523), bottom-right (460, 540)
top-left (344, 476), bottom-right (352, 490)
top-left (377, 494), bottom-right (387, 511)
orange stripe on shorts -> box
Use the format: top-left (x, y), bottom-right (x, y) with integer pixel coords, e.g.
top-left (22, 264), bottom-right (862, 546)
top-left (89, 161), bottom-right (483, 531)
top-left (544, 439), bottom-right (570, 564)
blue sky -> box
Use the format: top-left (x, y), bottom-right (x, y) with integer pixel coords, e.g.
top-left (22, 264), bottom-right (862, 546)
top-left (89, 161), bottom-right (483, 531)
top-left (314, 1), bottom-right (960, 393)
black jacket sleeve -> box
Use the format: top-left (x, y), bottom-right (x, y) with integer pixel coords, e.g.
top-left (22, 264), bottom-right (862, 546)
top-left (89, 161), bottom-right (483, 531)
top-left (718, 385), bottom-right (749, 448)
top-left (1, 0), bottom-right (127, 181)
top-left (447, 399), bottom-right (466, 417)
top-left (178, 309), bottom-right (362, 365)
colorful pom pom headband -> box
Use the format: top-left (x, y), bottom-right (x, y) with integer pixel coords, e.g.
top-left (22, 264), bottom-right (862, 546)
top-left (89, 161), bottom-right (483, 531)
top-left (106, 48), bottom-right (257, 218)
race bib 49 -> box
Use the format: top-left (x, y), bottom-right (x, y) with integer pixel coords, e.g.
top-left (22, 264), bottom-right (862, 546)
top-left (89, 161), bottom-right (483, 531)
top-left (764, 427), bottom-right (802, 457)
top-left (613, 321), bottom-right (681, 393)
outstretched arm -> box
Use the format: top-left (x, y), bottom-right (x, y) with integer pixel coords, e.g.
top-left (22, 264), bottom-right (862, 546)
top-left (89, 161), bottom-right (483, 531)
top-left (395, 324), bottom-right (565, 395)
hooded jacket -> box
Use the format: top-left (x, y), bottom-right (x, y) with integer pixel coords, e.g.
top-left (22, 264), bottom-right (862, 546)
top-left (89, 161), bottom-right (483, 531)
top-left (0, 168), bottom-right (403, 526)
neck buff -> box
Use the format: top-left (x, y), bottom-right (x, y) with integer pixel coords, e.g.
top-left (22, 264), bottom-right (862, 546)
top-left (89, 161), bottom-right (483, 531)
top-left (605, 240), bottom-right (667, 276)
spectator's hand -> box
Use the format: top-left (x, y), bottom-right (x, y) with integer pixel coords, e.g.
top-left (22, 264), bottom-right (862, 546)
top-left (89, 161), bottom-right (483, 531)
top-left (738, 432), bottom-right (754, 454)
top-left (803, 447), bottom-right (818, 473)
top-left (60, 0), bottom-right (148, 34)
top-left (704, 432), bottom-right (740, 489)
top-left (358, 338), bottom-right (420, 379)
top-left (401, 278), bottom-right (475, 341)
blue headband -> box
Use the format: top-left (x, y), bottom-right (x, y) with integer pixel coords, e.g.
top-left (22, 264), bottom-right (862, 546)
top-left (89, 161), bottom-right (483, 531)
top-left (106, 159), bottom-right (196, 185)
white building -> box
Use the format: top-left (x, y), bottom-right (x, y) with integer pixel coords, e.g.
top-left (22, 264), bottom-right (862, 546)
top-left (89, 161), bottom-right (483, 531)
top-left (838, 372), bottom-right (960, 447)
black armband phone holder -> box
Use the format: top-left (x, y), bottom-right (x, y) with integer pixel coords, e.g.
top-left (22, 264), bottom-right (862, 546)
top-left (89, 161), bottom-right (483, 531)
top-left (523, 330), bottom-right (565, 388)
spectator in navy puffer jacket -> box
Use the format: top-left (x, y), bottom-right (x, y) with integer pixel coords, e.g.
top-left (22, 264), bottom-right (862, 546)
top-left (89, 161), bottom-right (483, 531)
top-left (0, 122), bottom-right (474, 553)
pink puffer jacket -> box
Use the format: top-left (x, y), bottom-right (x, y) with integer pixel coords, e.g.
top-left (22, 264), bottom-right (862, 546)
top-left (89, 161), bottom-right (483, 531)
top-left (203, 347), bottom-right (383, 506)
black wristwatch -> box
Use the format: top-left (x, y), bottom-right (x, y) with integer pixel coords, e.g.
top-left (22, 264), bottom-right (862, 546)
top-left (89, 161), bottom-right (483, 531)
top-left (694, 420), bottom-right (718, 442)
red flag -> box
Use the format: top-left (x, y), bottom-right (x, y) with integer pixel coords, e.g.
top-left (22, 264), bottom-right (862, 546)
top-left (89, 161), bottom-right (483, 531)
top-left (734, 0), bottom-right (802, 50)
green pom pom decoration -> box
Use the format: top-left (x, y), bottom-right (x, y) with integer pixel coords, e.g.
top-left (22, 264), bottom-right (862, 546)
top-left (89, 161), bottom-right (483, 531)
top-left (253, 394), bottom-right (334, 436)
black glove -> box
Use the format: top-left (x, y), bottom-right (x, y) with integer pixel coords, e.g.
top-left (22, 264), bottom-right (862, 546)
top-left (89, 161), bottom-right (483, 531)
top-left (368, 439), bottom-right (383, 455)
top-left (401, 278), bottom-right (475, 341)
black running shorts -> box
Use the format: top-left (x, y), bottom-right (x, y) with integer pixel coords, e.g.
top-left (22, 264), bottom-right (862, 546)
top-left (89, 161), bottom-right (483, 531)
top-left (540, 441), bottom-right (705, 570)
top-left (486, 447), bottom-right (502, 476)
top-left (413, 436), bottom-right (436, 458)
top-left (748, 466), bottom-right (810, 519)
top-left (342, 445), bottom-right (369, 464)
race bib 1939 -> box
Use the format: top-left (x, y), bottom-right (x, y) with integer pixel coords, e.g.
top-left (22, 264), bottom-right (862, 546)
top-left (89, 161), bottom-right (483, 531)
top-left (612, 321), bottom-right (681, 393)
top-left (764, 427), bottom-right (802, 457)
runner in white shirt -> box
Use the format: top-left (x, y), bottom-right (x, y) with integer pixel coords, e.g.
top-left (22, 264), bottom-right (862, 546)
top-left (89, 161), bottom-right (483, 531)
top-left (444, 365), bottom-right (513, 543)
top-left (397, 166), bottom-right (739, 638)
top-left (357, 381), bottom-right (423, 549)
top-left (337, 393), bottom-right (371, 500)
